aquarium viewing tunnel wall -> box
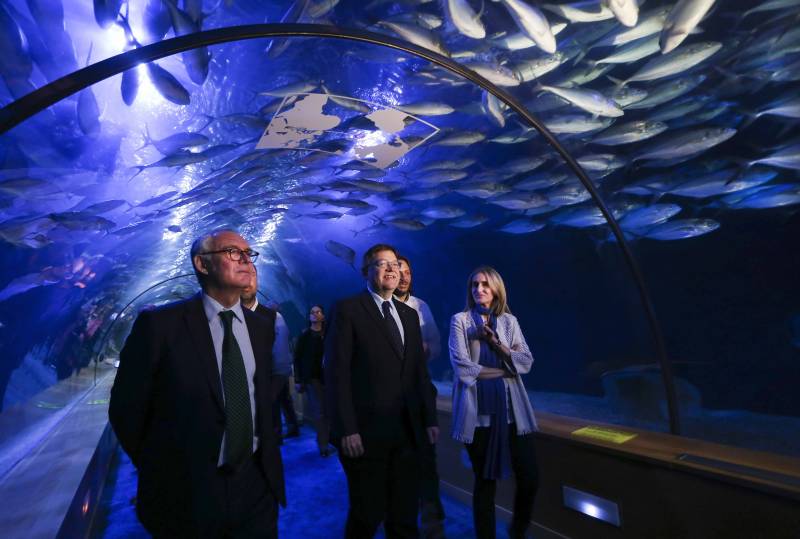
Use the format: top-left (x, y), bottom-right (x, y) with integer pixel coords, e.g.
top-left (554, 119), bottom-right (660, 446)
top-left (0, 0), bottom-right (798, 538)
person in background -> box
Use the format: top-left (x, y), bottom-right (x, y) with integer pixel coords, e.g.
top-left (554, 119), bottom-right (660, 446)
top-left (448, 266), bottom-right (538, 539)
top-left (110, 229), bottom-right (285, 538)
top-left (294, 304), bottom-right (331, 456)
top-left (325, 243), bottom-right (439, 538)
top-left (241, 266), bottom-right (300, 442)
top-left (393, 255), bottom-right (445, 539)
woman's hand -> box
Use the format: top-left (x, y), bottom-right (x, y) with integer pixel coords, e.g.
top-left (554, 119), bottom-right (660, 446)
top-left (481, 326), bottom-right (509, 355)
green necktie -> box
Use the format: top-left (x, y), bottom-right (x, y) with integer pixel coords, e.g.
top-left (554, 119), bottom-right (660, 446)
top-left (219, 310), bottom-right (253, 469)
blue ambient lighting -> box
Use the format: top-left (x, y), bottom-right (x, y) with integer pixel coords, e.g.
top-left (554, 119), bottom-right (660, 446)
top-left (562, 485), bottom-right (621, 527)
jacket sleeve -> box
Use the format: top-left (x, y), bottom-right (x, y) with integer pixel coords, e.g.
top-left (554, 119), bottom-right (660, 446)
top-left (449, 313), bottom-right (482, 387)
top-left (108, 310), bottom-right (160, 468)
top-left (412, 309), bottom-right (438, 428)
top-left (324, 303), bottom-right (359, 437)
top-left (419, 301), bottom-right (442, 364)
top-left (506, 315), bottom-right (534, 375)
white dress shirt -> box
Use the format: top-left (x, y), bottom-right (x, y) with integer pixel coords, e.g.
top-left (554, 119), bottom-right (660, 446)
top-left (202, 293), bottom-right (258, 466)
top-left (247, 298), bottom-right (292, 377)
top-left (401, 295), bottom-right (441, 363)
top-left (367, 286), bottom-right (404, 344)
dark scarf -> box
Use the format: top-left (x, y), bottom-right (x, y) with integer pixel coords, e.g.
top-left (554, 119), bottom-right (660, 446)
top-left (471, 306), bottom-right (511, 480)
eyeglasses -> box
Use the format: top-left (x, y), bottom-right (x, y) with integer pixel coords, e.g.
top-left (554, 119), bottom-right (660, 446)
top-left (199, 247), bottom-right (259, 263)
top-left (372, 259), bottom-right (401, 270)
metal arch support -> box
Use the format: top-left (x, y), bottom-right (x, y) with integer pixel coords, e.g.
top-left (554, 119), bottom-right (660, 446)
top-left (90, 273), bottom-right (195, 372)
top-left (0, 23), bottom-right (681, 434)
top-left (91, 273), bottom-right (271, 370)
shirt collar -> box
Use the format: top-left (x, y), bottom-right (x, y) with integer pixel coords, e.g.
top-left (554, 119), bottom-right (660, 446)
top-left (244, 297), bottom-right (259, 312)
top-left (202, 292), bottom-right (245, 324)
top-left (367, 285), bottom-right (394, 311)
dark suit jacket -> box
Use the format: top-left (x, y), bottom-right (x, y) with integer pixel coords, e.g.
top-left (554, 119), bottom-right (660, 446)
top-left (109, 294), bottom-right (285, 534)
top-left (324, 290), bottom-right (437, 449)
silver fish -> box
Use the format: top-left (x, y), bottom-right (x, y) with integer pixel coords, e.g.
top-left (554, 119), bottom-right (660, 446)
top-left (577, 153), bottom-right (626, 172)
top-left (140, 127), bottom-right (209, 155)
top-left (491, 23), bottom-right (567, 51)
top-left (619, 204), bottom-right (682, 230)
top-left (418, 159), bottom-right (476, 172)
top-left (449, 215), bottom-right (489, 228)
top-left (660, 0), bottom-right (716, 54)
top-left (325, 239), bottom-right (356, 269)
top-left (544, 182), bottom-right (592, 207)
top-left (514, 172), bottom-right (568, 191)
top-left (453, 181), bottom-right (511, 198)
top-left (261, 81), bottom-right (318, 97)
top-left (604, 0), bottom-right (639, 27)
top-left (378, 21), bottom-right (450, 56)
top-left (421, 205), bottom-right (466, 219)
top-left (482, 91), bottom-right (506, 127)
top-left (488, 191), bottom-right (548, 210)
top-left (146, 61), bottom-right (190, 105)
top-left (543, 1), bottom-right (613, 23)
top-left (417, 170), bottom-right (469, 183)
top-left (624, 74), bottom-right (706, 110)
top-left (446, 0), bottom-right (486, 39)
top-left (620, 42), bottom-right (722, 85)
top-left (594, 35), bottom-right (661, 65)
top-left (550, 205), bottom-right (608, 227)
top-left (538, 84), bottom-right (623, 117)
top-left (594, 6), bottom-right (671, 47)
top-left (544, 114), bottom-right (614, 134)
top-left (501, 0), bottom-right (557, 53)
top-left (464, 62), bottom-right (519, 86)
top-left (499, 218), bottom-right (546, 234)
top-left (749, 142), bottom-right (800, 171)
top-left (163, 0), bottom-right (209, 84)
top-left (643, 218), bottom-right (719, 240)
top-left (432, 131), bottom-right (486, 146)
top-left (647, 94), bottom-right (713, 122)
top-left (632, 128), bottom-right (736, 162)
top-left (724, 184), bottom-right (800, 209)
top-left (591, 120), bottom-right (667, 145)
top-left (397, 102), bottom-right (455, 116)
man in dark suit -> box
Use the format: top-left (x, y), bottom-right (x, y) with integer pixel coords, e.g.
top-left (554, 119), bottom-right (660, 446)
top-left (325, 243), bottom-right (439, 538)
top-left (241, 266), bottom-right (300, 441)
top-left (109, 229), bottom-right (285, 538)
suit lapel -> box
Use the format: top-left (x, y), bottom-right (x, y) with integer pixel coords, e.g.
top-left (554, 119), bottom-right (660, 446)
top-left (183, 293), bottom-right (224, 413)
top-left (395, 298), bottom-right (412, 374)
top-left (244, 309), bottom-right (268, 375)
top-left (359, 291), bottom-right (404, 361)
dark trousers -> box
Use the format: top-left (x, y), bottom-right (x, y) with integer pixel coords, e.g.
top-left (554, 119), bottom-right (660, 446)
top-left (149, 450), bottom-right (278, 539)
top-left (338, 427), bottom-right (420, 539)
top-left (272, 376), bottom-right (299, 438)
top-left (465, 425), bottom-right (538, 539)
top-left (419, 440), bottom-right (445, 537)
top-left (307, 380), bottom-right (331, 453)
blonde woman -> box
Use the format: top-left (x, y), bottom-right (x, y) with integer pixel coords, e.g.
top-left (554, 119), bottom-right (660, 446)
top-left (449, 266), bottom-right (539, 539)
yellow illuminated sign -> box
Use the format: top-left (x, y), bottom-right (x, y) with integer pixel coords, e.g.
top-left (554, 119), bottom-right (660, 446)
top-left (572, 426), bottom-right (638, 444)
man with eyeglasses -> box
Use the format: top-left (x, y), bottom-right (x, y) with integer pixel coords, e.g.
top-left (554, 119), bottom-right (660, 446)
top-left (110, 229), bottom-right (285, 539)
top-left (325, 243), bottom-right (439, 538)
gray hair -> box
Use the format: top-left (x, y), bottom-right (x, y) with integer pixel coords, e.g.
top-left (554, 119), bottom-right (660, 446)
top-left (190, 229), bottom-right (239, 288)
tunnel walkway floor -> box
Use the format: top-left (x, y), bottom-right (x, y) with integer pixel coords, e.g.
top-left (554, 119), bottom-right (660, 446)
top-left (91, 425), bottom-right (509, 538)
